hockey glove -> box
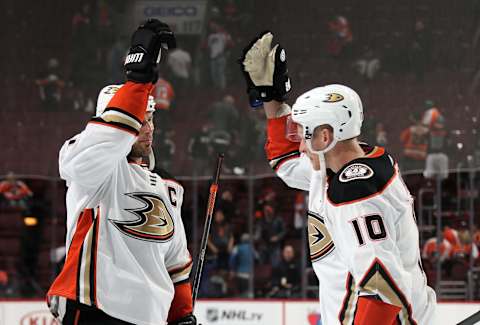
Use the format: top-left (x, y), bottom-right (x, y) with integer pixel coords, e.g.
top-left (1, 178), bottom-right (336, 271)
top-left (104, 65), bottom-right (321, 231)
top-left (239, 31), bottom-right (291, 107)
top-left (168, 313), bottom-right (197, 325)
top-left (125, 19), bottom-right (176, 83)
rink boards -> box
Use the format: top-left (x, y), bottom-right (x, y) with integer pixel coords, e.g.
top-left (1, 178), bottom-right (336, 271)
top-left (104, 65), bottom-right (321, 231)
top-left (0, 299), bottom-right (478, 324)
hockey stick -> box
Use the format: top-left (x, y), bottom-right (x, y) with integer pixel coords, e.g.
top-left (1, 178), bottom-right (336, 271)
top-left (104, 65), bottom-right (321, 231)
top-left (458, 310), bottom-right (480, 325)
top-left (191, 153), bottom-right (224, 309)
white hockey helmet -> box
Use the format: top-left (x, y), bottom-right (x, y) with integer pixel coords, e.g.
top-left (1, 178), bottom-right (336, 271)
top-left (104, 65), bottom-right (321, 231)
top-left (95, 84), bottom-right (157, 170)
top-left (95, 84), bottom-right (155, 117)
top-left (291, 84), bottom-right (363, 153)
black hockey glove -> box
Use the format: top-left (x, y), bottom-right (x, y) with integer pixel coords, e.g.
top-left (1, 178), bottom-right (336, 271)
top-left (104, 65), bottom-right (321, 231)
top-left (168, 314), bottom-right (197, 325)
top-left (125, 19), bottom-right (176, 83)
top-left (239, 31), bottom-right (291, 107)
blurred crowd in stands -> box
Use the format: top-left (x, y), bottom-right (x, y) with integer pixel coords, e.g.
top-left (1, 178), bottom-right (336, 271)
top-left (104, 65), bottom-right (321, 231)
top-left (1, 169), bottom-right (480, 299)
top-left (0, 173), bottom-right (48, 297)
top-left (2, 0), bottom-right (480, 300)
top-left (2, 0), bottom-right (475, 178)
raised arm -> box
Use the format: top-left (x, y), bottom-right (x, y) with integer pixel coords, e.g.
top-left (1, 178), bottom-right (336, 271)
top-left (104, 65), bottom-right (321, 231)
top-left (60, 20), bottom-right (175, 190)
top-left (239, 32), bottom-right (312, 190)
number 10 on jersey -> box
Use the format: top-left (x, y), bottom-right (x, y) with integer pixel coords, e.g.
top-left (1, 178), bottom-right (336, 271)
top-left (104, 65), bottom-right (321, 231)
top-left (350, 214), bottom-right (387, 246)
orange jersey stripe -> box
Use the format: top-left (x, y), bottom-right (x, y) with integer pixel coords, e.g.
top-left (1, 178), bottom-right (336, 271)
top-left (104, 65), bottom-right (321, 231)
top-left (47, 209), bottom-right (94, 300)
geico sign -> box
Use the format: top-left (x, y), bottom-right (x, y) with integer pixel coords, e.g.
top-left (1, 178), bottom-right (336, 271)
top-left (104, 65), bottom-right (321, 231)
top-left (20, 310), bottom-right (58, 325)
top-left (144, 6), bottom-right (198, 17)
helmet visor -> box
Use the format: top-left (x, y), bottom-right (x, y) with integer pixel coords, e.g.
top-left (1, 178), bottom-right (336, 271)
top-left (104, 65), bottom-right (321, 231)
top-left (286, 115), bottom-right (302, 142)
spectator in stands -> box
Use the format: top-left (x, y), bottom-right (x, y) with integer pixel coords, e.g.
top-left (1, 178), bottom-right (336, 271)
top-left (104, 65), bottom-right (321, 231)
top-left (209, 95), bottom-right (239, 133)
top-left (267, 245), bottom-right (301, 298)
top-left (376, 122), bottom-right (388, 146)
top-left (153, 130), bottom-right (176, 172)
top-left (208, 95), bottom-right (239, 172)
top-left (206, 20), bottom-right (233, 90)
top-left (254, 204), bottom-right (286, 267)
top-left (35, 58), bottom-right (65, 111)
top-left (326, 15), bottom-right (353, 58)
top-left (474, 227), bottom-right (480, 250)
top-left (18, 194), bottom-right (47, 297)
top-left (293, 192), bottom-right (306, 237)
top-left (107, 36), bottom-right (128, 84)
top-left (409, 18), bottom-right (432, 81)
top-left (400, 112), bottom-right (429, 172)
top-left (354, 47), bottom-right (380, 80)
top-left (453, 226), bottom-right (479, 261)
top-left (218, 190), bottom-right (236, 221)
top-left (0, 172), bottom-right (33, 210)
top-left (0, 270), bottom-right (15, 297)
top-left (167, 47), bottom-right (192, 93)
top-left (255, 187), bottom-right (277, 214)
top-left (152, 76), bottom-right (175, 131)
top-left (71, 3), bottom-right (97, 112)
top-left (188, 123), bottom-right (214, 174)
top-left (232, 105), bottom-right (263, 174)
top-left (422, 236), bottom-right (452, 263)
top-left (229, 233), bottom-right (256, 297)
top-left (208, 209), bottom-right (234, 272)
top-left (423, 105), bottom-right (449, 180)
top-left (443, 224), bottom-right (461, 250)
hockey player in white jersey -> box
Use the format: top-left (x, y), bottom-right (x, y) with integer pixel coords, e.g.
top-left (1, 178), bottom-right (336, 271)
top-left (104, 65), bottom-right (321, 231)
top-left (240, 32), bottom-right (436, 324)
top-left (47, 20), bottom-right (197, 325)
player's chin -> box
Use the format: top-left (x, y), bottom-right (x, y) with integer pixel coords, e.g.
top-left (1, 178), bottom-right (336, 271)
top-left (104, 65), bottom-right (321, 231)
top-left (141, 144), bottom-right (152, 156)
top-left (133, 143), bottom-right (152, 158)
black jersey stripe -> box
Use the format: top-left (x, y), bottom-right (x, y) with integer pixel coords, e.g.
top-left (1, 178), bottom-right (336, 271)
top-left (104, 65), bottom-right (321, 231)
top-left (270, 150), bottom-right (301, 171)
top-left (89, 210), bottom-right (99, 306)
top-left (89, 118), bottom-right (139, 136)
top-left (338, 273), bottom-right (357, 324)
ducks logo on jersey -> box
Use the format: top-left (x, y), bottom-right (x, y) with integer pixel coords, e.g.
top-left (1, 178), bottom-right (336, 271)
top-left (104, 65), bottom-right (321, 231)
top-left (110, 192), bottom-right (175, 242)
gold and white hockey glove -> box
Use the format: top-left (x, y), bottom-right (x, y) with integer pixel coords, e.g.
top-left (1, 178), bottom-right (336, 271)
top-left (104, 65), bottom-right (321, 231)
top-left (239, 31), bottom-right (291, 107)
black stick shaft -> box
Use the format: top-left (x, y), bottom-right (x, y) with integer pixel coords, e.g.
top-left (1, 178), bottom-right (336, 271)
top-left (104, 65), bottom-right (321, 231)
top-left (191, 154), bottom-right (224, 309)
top-left (458, 310), bottom-right (480, 325)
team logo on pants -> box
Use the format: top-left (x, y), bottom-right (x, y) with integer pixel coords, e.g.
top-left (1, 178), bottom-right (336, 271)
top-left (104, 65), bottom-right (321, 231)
top-left (110, 192), bottom-right (175, 242)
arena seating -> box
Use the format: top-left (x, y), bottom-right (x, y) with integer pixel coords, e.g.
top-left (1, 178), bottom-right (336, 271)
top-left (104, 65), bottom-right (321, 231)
top-left (1, 0), bottom-right (479, 298)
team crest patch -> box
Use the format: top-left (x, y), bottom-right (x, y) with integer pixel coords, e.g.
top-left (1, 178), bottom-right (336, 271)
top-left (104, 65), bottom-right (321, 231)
top-left (110, 192), bottom-right (175, 242)
top-left (323, 93), bottom-right (344, 103)
top-left (339, 163), bottom-right (374, 182)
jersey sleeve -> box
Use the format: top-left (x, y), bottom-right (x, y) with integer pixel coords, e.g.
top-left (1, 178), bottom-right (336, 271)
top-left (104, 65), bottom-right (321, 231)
top-left (335, 199), bottom-right (416, 323)
top-left (164, 205), bottom-right (192, 285)
top-left (164, 192), bottom-right (194, 322)
top-left (265, 115), bottom-right (312, 190)
top-left (59, 82), bottom-right (153, 190)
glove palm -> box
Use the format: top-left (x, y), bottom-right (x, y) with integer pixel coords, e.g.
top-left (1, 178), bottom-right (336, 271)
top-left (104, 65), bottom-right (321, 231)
top-left (240, 32), bottom-right (291, 106)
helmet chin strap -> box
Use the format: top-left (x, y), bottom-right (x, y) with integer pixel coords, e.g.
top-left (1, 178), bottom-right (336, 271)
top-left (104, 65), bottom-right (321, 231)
top-left (148, 150), bottom-right (155, 171)
top-left (305, 138), bottom-right (338, 203)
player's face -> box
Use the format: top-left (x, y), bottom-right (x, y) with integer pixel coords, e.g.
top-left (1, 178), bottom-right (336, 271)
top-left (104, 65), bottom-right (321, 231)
top-left (297, 125), bottom-right (321, 170)
top-left (130, 112), bottom-right (154, 158)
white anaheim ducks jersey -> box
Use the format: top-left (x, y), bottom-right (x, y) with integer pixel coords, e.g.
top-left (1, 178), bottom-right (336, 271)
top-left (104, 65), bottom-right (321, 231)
top-left (47, 122), bottom-right (192, 325)
top-left (266, 115), bottom-right (436, 324)
top-left (321, 145), bottom-right (436, 325)
top-left (266, 116), bottom-right (350, 325)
